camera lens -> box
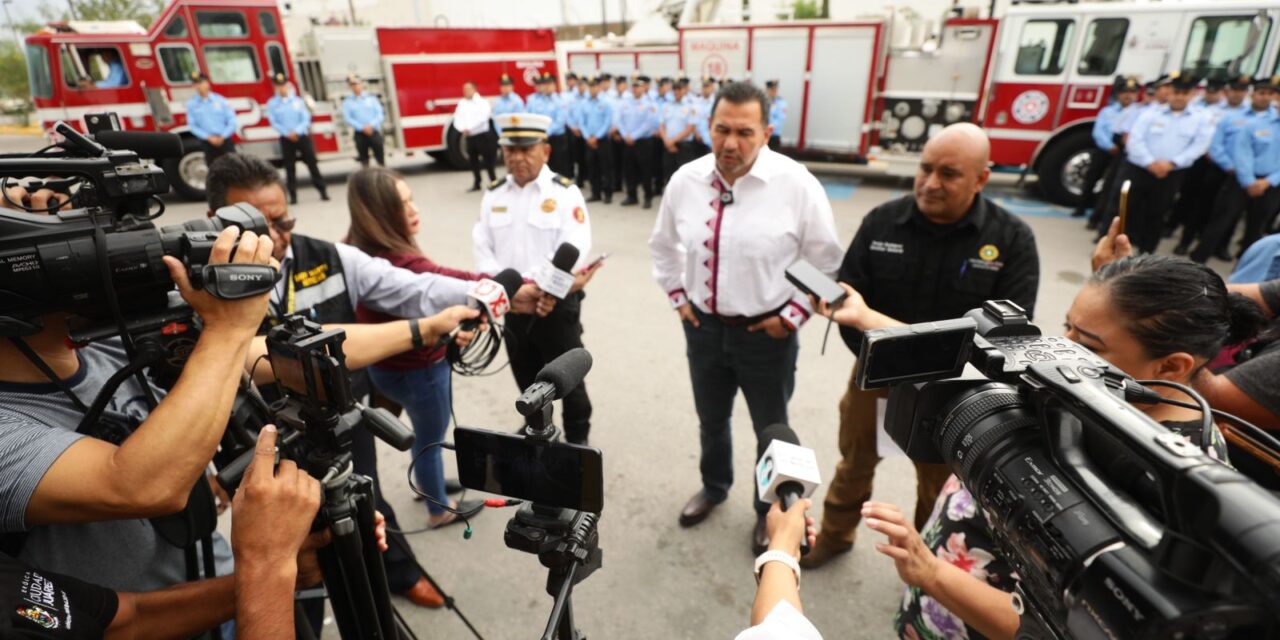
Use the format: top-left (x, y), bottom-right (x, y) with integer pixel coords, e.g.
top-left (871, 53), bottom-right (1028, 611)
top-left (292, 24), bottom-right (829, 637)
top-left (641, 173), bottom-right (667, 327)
top-left (935, 382), bottom-right (1039, 493)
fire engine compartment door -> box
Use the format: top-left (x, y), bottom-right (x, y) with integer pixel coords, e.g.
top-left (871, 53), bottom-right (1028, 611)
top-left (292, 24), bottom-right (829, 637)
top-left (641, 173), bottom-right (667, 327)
top-left (805, 26), bottom-right (879, 154)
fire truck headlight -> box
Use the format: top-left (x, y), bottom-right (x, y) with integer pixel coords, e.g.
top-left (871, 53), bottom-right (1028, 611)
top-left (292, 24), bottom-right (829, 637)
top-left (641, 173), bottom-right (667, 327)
top-left (945, 103), bottom-right (965, 123)
top-left (892, 101), bottom-right (911, 118)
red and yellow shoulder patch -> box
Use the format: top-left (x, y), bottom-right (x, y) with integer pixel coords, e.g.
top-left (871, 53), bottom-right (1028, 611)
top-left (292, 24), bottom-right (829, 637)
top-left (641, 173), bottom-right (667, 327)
top-left (573, 207), bottom-right (586, 224)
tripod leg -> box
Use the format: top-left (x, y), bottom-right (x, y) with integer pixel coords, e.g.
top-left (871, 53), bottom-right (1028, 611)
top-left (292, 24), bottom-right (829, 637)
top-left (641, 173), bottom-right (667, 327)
top-left (317, 472), bottom-right (398, 639)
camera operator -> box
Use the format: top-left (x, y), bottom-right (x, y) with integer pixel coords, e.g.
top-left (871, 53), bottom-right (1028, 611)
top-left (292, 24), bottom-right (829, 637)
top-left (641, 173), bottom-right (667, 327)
top-left (733, 499), bottom-right (821, 640)
top-left (828, 254), bottom-right (1259, 639)
top-left (802, 123), bottom-right (1039, 569)
top-left (0, 425), bottom-right (325, 639)
top-left (207, 153), bottom-right (535, 609)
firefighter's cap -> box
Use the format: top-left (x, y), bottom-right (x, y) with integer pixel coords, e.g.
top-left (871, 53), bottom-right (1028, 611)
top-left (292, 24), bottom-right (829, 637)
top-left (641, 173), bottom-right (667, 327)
top-left (347, 74), bottom-right (363, 85)
top-left (764, 79), bottom-right (779, 89)
top-left (1203, 77), bottom-right (1225, 91)
top-left (494, 113), bottom-right (551, 147)
top-left (1168, 71), bottom-right (1196, 91)
top-left (1114, 75), bottom-right (1139, 93)
top-left (499, 74), bottom-right (513, 85)
top-left (272, 73), bottom-right (289, 86)
top-left (1229, 75), bottom-right (1253, 90)
top-left (1255, 76), bottom-right (1280, 92)
top-left (190, 71), bottom-right (209, 83)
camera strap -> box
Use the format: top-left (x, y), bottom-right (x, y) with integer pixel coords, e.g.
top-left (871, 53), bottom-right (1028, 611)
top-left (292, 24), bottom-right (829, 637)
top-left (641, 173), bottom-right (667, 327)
top-left (6, 337), bottom-right (89, 414)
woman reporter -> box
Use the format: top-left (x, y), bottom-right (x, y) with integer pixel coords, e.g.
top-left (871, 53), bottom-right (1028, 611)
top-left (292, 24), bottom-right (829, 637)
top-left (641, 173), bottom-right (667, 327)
top-left (346, 167), bottom-right (490, 527)
top-left (819, 254), bottom-right (1265, 639)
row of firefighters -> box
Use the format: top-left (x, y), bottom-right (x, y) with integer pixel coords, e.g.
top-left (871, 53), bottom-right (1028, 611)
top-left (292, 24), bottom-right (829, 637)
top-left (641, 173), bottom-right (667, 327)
top-left (1079, 72), bottom-right (1280, 265)
top-left (179, 69), bottom-right (789, 207)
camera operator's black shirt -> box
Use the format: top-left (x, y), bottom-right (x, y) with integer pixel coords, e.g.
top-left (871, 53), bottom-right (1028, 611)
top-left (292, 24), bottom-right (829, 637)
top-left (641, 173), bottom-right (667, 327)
top-left (0, 553), bottom-right (116, 638)
top-left (839, 194), bottom-right (1040, 353)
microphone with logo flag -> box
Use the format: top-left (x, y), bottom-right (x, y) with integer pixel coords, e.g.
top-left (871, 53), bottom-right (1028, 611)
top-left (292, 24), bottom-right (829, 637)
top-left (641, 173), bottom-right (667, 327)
top-left (460, 268), bottom-right (523, 332)
top-left (534, 243), bottom-right (580, 300)
top-left (756, 423), bottom-right (821, 555)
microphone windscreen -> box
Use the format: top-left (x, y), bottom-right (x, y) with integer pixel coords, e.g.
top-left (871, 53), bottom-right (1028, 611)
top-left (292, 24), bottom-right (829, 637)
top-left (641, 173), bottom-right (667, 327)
top-left (491, 268), bottom-right (524, 299)
top-left (94, 130), bottom-right (184, 159)
top-left (534, 348), bottom-right (593, 399)
top-left (760, 423), bottom-right (801, 449)
top-left (551, 243), bottom-right (580, 272)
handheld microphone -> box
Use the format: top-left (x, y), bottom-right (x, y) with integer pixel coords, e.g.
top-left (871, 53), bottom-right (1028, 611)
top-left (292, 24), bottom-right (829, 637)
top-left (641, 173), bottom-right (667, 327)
top-left (756, 423), bottom-right (821, 555)
top-left (460, 268), bottom-right (522, 332)
top-left (534, 243), bottom-right (580, 300)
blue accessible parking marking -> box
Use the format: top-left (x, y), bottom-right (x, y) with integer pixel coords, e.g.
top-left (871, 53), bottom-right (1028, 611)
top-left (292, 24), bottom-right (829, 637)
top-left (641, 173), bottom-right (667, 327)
top-left (984, 186), bottom-right (1074, 219)
top-left (819, 177), bottom-right (862, 201)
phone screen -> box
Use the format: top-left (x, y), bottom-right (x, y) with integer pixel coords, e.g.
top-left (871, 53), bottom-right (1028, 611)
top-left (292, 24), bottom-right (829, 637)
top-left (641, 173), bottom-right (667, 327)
top-left (454, 427), bottom-right (604, 512)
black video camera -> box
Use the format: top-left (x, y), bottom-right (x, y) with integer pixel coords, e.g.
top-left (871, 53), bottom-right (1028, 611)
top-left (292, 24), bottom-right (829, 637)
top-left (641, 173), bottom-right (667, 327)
top-left (0, 115), bottom-right (277, 341)
top-left (856, 301), bottom-right (1280, 639)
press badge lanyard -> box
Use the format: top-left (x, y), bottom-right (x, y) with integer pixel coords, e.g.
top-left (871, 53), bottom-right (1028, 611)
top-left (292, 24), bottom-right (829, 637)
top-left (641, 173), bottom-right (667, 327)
top-left (273, 262), bottom-right (295, 320)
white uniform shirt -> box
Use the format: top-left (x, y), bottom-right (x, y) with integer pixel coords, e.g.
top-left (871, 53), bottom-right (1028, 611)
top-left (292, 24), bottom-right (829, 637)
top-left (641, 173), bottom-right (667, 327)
top-left (648, 146), bottom-right (843, 328)
top-left (453, 94), bottom-right (493, 136)
top-left (473, 165), bottom-right (592, 276)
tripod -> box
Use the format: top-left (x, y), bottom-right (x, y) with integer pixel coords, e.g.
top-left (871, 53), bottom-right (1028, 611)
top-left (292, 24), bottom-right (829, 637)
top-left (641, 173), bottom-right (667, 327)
top-left (504, 379), bottom-right (603, 640)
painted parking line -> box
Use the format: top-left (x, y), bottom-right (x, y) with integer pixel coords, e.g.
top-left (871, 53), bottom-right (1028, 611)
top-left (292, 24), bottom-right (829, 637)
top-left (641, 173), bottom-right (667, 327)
top-left (985, 188), bottom-right (1074, 219)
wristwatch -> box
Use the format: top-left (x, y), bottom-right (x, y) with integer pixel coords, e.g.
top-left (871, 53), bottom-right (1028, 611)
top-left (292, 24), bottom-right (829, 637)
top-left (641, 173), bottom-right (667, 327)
top-left (408, 318), bottom-right (425, 350)
top-left (753, 550), bottom-right (801, 589)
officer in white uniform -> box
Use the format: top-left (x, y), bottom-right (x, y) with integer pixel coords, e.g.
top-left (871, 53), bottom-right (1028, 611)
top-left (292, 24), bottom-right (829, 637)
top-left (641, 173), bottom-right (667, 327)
top-left (473, 112), bottom-right (600, 444)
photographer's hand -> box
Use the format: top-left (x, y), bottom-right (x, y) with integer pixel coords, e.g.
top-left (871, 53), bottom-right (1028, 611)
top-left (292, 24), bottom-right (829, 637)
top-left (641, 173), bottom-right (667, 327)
top-left (422, 305), bottom-right (482, 346)
top-left (2, 184), bottom-right (70, 212)
top-left (1092, 217), bottom-right (1132, 273)
top-left (512, 283), bottom-right (557, 317)
top-left (232, 425), bottom-right (321, 640)
top-left (813, 283), bottom-right (903, 332)
top-left (164, 226), bottom-right (276, 338)
top-left (865, 501), bottom-right (1019, 640)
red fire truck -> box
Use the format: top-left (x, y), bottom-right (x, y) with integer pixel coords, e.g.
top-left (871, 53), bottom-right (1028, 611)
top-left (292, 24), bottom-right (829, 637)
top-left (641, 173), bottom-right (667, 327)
top-left (23, 0), bottom-right (557, 199)
top-left (568, 0), bottom-right (1280, 205)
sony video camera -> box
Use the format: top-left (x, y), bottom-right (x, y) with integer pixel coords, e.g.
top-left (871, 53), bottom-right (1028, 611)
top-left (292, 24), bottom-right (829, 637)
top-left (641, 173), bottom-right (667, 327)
top-left (856, 300), bottom-right (1280, 640)
top-left (0, 115), bottom-right (277, 342)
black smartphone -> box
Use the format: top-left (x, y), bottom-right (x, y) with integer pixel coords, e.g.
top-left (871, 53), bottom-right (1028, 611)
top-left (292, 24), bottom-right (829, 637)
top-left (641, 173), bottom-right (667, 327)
top-left (454, 426), bottom-right (604, 513)
top-left (785, 259), bottom-right (848, 306)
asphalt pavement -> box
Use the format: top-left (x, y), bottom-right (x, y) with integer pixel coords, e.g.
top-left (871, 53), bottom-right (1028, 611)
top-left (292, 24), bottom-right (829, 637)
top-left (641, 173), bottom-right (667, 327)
top-left (0, 134), bottom-right (1232, 639)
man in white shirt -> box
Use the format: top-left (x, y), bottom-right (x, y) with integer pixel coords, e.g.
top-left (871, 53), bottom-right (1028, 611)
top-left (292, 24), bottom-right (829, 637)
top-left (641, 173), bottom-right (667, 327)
top-left (648, 82), bottom-right (843, 552)
top-left (453, 82), bottom-right (498, 191)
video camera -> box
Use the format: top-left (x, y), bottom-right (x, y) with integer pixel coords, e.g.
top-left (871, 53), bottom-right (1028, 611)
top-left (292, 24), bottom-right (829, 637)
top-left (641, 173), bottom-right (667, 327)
top-left (857, 300), bottom-right (1280, 639)
top-left (0, 114), bottom-right (277, 343)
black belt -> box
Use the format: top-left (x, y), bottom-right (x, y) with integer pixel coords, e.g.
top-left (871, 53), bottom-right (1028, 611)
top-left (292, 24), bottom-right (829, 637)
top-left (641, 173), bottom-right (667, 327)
top-left (702, 304), bottom-right (785, 327)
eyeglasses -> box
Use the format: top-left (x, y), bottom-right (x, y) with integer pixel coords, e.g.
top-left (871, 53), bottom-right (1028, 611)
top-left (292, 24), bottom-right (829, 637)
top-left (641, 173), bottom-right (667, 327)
top-left (268, 216), bottom-right (297, 232)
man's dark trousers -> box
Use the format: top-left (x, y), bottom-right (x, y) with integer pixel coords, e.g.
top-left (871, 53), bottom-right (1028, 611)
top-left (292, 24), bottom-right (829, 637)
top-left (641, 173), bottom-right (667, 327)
top-left (504, 292), bottom-right (592, 443)
top-left (622, 137), bottom-right (655, 202)
top-left (200, 138), bottom-right (237, 166)
top-left (354, 130), bottom-right (385, 167)
top-left (682, 308), bottom-right (798, 516)
top-left (280, 134), bottom-right (326, 199)
top-left (466, 131), bottom-right (497, 188)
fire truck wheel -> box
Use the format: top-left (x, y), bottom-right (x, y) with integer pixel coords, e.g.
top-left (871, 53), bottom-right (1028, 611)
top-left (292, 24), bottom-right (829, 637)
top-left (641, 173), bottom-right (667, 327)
top-left (164, 144), bottom-right (208, 201)
top-left (1034, 130), bottom-right (1094, 208)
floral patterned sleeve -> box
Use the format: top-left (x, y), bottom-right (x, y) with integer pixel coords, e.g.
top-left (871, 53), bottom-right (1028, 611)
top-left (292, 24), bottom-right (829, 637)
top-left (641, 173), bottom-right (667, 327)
top-left (892, 419), bottom-right (1231, 640)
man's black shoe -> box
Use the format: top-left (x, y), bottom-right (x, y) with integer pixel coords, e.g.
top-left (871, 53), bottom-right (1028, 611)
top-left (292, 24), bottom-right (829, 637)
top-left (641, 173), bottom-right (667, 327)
top-left (1071, 209), bottom-right (1086, 218)
top-left (1085, 218), bottom-right (1099, 231)
top-left (678, 490), bottom-right (720, 527)
top-left (467, 184), bottom-right (482, 192)
top-left (319, 191), bottom-right (330, 201)
top-left (603, 195), bottom-right (612, 205)
top-left (643, 198), bottom-right (652, 209)
top-left (587, 194), bottom-right (602, 203)
top-left (1173, 242), bottom-right (1191, 256)
top-left (620, 198), bottom-right (638, 206)
top-left (1213, 250), bottom-right (1235, 262)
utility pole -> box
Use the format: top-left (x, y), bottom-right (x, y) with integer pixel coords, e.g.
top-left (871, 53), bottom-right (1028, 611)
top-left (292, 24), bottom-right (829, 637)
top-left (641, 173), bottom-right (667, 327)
top-left (2, 0), bottom-right (19, 47)
top-left (600, 0), bottom-right (606, 35)
top-left (66, 0), bottom-right (79, 20)
top-left (347, 0), bottom-right (357, 25)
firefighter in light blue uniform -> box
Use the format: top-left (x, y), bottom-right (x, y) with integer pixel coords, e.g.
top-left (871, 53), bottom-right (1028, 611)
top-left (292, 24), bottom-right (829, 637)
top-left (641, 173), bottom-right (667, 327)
top-left (616, 76), bottom-right (660, 208)
top-left (527, 73), bottom-right (571, 176)
top-left (1182, 76), bottom-right (1255, 259)
top-left (658, 78), bottom-right (697, 189)
top-left (342, 74), bottom-right (386, 166)
top-left (1227, 77), bottom-right (1280, 256)
top-left (1078, 76), bottom-right (1139, 223)
top-left (492, 74), bottom-right (525, 133)
top-left (266, 73), bottom-right (328, 203)
top-left (692, 77), bottom-right (716, 154)
top-left (765, 80), bottom-right (787, 150)
top-left (1117, 71), bottom-right (1213, 254)
top-left (186, 72), bottom-right (238, 166)
top-left (581, 76), bottom-right (616, 203)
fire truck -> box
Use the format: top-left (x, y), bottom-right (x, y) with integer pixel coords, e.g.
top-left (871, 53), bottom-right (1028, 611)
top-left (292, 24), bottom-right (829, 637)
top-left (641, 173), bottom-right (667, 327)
top-left (23, 0), bottom-right (557, 199)
top-left (566, 0), bottom-right (1280, 205)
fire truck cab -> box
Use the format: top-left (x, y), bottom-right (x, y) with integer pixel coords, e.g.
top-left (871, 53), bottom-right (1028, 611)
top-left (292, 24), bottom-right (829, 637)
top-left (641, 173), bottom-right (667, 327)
top-left (24, 0), bottom-right (557, 201)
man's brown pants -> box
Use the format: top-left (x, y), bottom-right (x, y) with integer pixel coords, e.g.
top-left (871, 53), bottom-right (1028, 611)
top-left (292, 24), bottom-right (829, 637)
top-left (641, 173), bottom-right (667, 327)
top-left (816, 368), bottom-right (951, 548)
